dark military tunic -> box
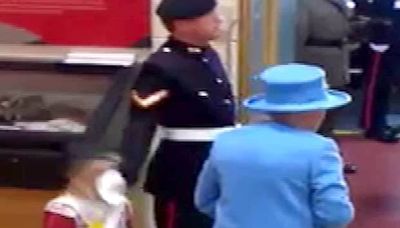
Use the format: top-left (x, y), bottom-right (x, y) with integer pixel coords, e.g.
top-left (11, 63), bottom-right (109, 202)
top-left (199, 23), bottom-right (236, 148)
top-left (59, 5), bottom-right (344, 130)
top-left (120, 37), bottom-right (235, 200)
top-left (359, 1), bottom-right (400, 142)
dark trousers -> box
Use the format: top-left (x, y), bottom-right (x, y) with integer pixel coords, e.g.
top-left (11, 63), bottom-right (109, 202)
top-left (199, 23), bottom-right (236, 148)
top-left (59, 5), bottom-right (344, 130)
top-left (360, 51), bottom-right (393, 132)
top-left (154, 197), bottom-right (213, 228)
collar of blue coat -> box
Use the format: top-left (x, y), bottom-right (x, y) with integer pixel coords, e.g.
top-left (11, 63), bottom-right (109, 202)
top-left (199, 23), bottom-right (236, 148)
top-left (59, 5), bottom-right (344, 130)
top-left (243, 64), bottom-right (352, 113)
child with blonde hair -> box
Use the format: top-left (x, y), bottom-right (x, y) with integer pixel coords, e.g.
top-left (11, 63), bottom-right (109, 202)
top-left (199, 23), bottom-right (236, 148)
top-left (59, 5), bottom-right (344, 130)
top-left (44, 151), bottom-right (134, 228)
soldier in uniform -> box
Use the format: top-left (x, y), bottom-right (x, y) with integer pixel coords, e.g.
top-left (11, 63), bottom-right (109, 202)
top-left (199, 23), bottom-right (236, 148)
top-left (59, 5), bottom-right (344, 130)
top-left (296, 0), bottom-right (358, 173)
top-left (119, 0), bottom-right (235, 227)
top-left (296, 0), bottom-right (351, 137)
top-left (360, 0), bottom-right (400, 142)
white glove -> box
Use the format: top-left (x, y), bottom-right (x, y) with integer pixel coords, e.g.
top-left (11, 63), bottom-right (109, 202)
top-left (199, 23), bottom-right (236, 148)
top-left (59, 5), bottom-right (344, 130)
top-left (96, 169), bottom-right (128, 206)
top-left (369, 43), bottom-right (390, 53)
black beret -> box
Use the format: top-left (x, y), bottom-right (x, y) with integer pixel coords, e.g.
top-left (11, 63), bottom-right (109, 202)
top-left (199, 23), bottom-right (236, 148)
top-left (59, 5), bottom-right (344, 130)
top-left (156, 0), bottom-right (217, 20)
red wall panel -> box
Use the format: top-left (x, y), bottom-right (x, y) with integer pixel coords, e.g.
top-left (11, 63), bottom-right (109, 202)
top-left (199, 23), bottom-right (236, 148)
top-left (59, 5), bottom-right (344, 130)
top-left (0, 0), bottom-right (151, 47)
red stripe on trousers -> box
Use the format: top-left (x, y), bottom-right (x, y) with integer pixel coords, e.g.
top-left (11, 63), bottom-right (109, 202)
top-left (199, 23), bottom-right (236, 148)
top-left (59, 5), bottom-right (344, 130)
top-left (166, 201), bottom-right (177, 228)
top-left (363, 52), bottom-right (382, 130)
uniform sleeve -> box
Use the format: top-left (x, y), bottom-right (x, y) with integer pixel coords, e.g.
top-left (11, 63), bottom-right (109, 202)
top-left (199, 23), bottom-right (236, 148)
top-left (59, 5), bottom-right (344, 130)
top-left (194, 146), bottom-right (220, 218)
top-left (348, 15), bottom-right (370, 43)
top-left (43, 212), bottom-right (76, 228)
top-left (311, 140), bottom-right (354, 227)
top-left (120, 61), bottom-right (171, 186)
top-left (389, 24), bottom-right (400, 56)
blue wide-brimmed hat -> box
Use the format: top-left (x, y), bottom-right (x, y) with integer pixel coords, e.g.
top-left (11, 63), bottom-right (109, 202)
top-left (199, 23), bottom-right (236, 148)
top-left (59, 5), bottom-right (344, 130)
top-left (243, 64), bottom-right (352, 113)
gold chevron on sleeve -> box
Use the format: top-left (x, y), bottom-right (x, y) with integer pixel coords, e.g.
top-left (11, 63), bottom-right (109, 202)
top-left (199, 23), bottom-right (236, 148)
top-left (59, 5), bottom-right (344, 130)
top-left (131, 89), bottom-right (169, 109)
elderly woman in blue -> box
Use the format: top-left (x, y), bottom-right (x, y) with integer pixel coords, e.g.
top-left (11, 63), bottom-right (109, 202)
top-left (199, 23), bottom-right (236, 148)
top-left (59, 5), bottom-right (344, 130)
top-left (195, 64), bottom-right (354, 228)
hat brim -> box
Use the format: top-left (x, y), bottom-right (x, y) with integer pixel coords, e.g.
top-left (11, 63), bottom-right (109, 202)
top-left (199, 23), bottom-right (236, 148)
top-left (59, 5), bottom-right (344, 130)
top-left (243, 89), bottom-right (351, 113)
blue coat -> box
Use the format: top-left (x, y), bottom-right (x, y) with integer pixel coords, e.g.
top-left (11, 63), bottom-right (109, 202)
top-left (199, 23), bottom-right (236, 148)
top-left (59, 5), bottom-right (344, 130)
top-left (195, 122), bottom-right (354, 228)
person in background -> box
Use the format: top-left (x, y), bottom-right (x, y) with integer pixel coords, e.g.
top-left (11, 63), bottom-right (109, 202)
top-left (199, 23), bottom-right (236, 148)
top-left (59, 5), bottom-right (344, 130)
top-left (360, 0), bottom-right (400, 142)
top-left (296, 0), bottom-right (358, 173)
top-left (195, 64), bottom-right (354, 228)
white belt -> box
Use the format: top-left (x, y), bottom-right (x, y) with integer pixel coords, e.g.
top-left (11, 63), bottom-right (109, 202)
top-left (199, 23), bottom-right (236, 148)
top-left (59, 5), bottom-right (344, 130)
top-left (160, 126), bottom-right (237, 142)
